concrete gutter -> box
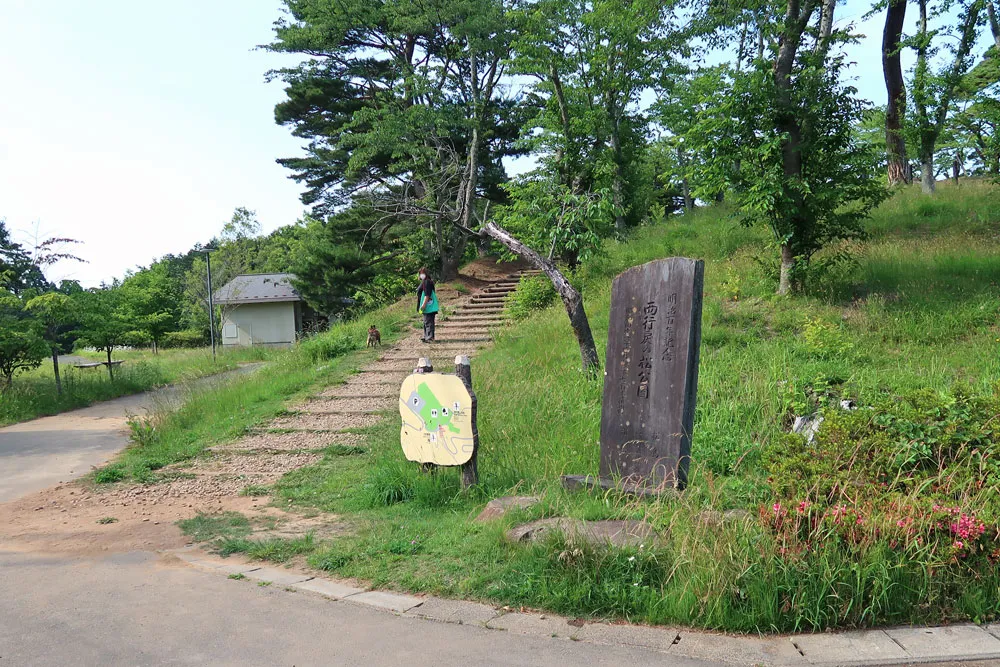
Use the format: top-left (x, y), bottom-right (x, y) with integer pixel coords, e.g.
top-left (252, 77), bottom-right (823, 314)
top-left (171, 548), bottom-right (1000, 666)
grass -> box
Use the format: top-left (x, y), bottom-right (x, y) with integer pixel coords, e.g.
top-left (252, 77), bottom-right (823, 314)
top-left (0, 345), bottom-right (275, 427)
top-left (249, 180), bottom-right (1000, 633)
top-left (124, 181), bottom-right (1000, 633)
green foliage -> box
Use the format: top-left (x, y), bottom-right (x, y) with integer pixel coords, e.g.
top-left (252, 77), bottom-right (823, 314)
top-left (300, 328), bottom-right (358, 363)
top-left (0, 292), bottom-right (48, 389)
top-left (689, 56), bottom-right (888, 287)
top-left (161, 329), bottom-right (208, 349)
top-left (504, 275), bottom-right (557, 321)
top-left (496, 178), bottom-right (616, 267)
top-left (93, 464), bottom-right (126, 484)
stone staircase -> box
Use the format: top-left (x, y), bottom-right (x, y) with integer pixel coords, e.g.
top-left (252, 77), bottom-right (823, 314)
top-left (258, 269), bottom-right (542, 434)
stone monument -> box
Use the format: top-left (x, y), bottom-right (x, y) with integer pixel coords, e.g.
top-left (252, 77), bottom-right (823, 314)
top-left (564, 257), bottom-right (704, 494)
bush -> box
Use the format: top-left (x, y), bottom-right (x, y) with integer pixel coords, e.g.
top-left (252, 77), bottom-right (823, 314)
top-left (300, 328), bottom-right (359, 362)
top-left (161, 330), bottom-right (208, 349)
top-left (505, 276), bottom-right (557, 321)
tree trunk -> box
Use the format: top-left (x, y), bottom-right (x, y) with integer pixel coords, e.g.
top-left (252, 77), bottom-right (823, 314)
top-left (920, 155), bottom-right (936, 194)
top-left (883, 0), bottom-right (910, 185)
top-left (989, 0), bottom-right (1000, 49)
top-left (677, 147), bottom-right (694, 211)
top-left (610, 119), bottom-right (627, 231)
top-left (440, 240), bottom-right (465, 282)
top-left (481, 222), bottom-right (600, 373)
top-left (952, 154), bottom-right (961, 184)
top-left (772, 0), bottom-right (815, 295)
top-left (106, 348), bottom-right (114, 382)
top-left (51, 349), bottom-right (62, 396)
top-left (152, 339), bottom-right (158, 355)
top-left (778, 243), bottom-right (796, 296)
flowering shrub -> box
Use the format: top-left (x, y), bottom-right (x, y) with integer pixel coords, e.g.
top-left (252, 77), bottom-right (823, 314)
top-left (761, 384), bottom-right (1000, 568)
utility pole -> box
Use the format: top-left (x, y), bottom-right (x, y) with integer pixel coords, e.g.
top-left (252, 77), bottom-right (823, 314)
top-left (206, 250), bottom-right (216, 362)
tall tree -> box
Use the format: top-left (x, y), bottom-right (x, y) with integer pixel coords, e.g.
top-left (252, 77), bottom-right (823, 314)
top-left (510, 0), bottom-right (682, 231)
top-left (884, 0), bottom-right (911, 184)
top-left (121, 263), bottom-right (181, 354)
top-left (267, 0), bottom-right (521, 280)
top-left (75, 288), bottom-right (137, 381)
top-left (25, 292), bottom-right (77, 395)
top-left (910, 0), bottom-right (986, 193)
top-left (690, 0), bottom-right (887, 295)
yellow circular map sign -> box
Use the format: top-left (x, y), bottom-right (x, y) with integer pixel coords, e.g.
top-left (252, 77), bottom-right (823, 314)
top-left (399, 372), bottom-right (476, 466)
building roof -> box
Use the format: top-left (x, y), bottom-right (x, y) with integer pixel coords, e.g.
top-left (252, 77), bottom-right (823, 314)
top-left (213, 273), bottom-right (303, 305)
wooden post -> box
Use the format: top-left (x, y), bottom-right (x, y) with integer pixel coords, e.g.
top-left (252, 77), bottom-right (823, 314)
top-left (455, 355), bottom-right (479, 488)
top-left (417, 357), bottom-right (437, 474)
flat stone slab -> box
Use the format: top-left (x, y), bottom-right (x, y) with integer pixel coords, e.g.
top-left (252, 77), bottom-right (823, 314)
top-left (406, 597), bottom-right (499, 626)
top-left (506, 518), bottom-right (655, 548)
top-left (574, 622), bottom-right (679, 652)
top-left (346, 590), bottom-right (424, 613)
top-left (885, 624), bottom-right (1000, 658)
top-left (793, 630), bottom-right (907, 663)
top-left (243, 566), bottom-right (314, 587)
top-left (487, 612), bottom-right (582, 639)
top-left (291, 578), bottom-right (364, 600)
top-left (474, 496), bottom-right (540, 522)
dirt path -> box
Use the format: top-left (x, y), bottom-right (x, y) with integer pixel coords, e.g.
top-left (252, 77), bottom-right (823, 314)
top-left (0, 264), bottom-right (533, 556)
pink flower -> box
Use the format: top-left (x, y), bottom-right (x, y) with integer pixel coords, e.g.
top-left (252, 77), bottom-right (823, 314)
top-left (797, 501), bottom-right (812, 514)
top-left (954, 540), bottom-right (964, 549)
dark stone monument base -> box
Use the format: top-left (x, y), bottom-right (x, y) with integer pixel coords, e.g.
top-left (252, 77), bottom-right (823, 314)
top-left (561, 474), bottom-right (680, 499)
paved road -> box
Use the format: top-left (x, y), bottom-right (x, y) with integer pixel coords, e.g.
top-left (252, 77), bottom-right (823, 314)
top-left (0, 549), bottom-right (713, 667)
top-left (0, 365), bottom-right (260, 503)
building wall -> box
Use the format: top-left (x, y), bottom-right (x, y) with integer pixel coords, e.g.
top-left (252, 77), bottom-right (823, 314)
top-left (220, 302), bottom-right (297, 347)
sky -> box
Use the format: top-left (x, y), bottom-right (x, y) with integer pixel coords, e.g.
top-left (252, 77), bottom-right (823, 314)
top-left (0, 1), bottom-right (991, 288)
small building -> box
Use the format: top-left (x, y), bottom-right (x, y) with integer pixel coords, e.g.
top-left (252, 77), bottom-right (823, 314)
top-left (213, 273), bottom-right (314, 347)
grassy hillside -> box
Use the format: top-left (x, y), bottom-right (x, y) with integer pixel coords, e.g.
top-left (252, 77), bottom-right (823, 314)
top-left (236, 181), bottom-right (1000, 632)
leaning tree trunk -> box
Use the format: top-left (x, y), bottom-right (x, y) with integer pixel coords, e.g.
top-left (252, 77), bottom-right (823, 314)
top-left (883, 0), bottom-right (910, 185)
top-left (51, 348), bottom-right (62, 396)
top-left (481, 221), bottom-right (600, 373)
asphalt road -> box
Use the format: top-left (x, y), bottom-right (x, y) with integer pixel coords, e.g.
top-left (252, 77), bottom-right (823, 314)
top-left (0, 364), bottom-right (261, 503)
top-left (0, 549), bottom-right (714, 667)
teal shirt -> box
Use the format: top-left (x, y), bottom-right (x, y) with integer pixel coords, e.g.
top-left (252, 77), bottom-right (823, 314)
top-left (418, 280), bottom-right (439, 314)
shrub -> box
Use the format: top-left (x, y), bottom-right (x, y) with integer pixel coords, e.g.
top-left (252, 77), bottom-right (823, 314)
top-left (161, 330), bottom-right (209, 349)
top-left (505, 276), bottom-right (557, 321)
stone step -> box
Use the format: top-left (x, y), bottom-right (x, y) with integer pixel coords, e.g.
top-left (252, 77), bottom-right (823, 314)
top-left (461, 303), bottom-right (505, 310)
top-left (434, 336), bottom-right (493, 343)
top-left (379, 353), bottom-right (479, 362)
top-left (312, 393), bottom-right (395, 400)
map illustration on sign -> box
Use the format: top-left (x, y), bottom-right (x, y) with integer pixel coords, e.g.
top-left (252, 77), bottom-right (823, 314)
top-left (399, 373), bottom-right (476, 466)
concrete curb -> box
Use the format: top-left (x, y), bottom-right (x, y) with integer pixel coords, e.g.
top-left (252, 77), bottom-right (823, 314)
top-left (170, 549), bottom-right (1000, 666)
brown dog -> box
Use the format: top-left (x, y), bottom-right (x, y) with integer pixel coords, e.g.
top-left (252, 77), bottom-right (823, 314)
top-left (367, 325), bottom-right (382, 348)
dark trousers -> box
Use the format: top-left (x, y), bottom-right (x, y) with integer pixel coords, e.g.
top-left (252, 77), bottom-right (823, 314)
top-left (423, 312), bottom-right (436, 341)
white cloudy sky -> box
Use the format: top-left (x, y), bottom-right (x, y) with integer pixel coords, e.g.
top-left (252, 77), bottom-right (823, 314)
top-left (0, 1), bottom-right (989, 287)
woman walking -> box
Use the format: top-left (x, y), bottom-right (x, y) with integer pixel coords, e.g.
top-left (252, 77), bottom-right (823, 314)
top-left (416, 268), bottom-right (439, 343)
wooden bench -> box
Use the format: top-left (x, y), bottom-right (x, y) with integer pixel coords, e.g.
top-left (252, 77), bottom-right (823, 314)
top-left (73, 360), bottom-right (125, 369)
